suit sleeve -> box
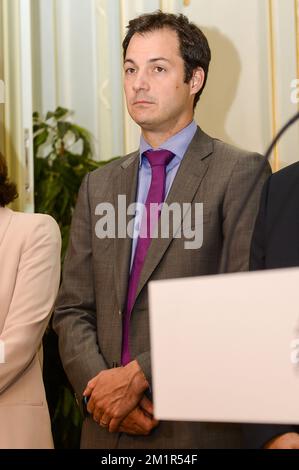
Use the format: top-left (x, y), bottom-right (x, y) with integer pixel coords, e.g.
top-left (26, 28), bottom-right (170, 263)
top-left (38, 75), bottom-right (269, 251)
top-left (53, 174), bottom-right (109, 401)
top-left (222, 153), bottom-right (272, 272)
top-left (135, 351), bottom-right (151, 387)
top-left (0, 215), bottom-right (61, 394)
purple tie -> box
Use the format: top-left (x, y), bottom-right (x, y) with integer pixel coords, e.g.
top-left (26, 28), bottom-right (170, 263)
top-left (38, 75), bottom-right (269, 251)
top-left (121, 149), bottom-right (175, 365)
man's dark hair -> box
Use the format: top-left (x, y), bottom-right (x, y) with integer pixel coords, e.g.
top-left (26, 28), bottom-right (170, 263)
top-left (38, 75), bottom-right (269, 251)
top-left (0, 152), bottom-right (18, 207)
top-left (122, 10), bottom-right (211, 108)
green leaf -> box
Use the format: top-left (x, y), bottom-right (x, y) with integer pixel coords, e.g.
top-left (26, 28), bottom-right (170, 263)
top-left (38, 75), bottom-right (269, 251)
top-left (33, 129), bottom-right (49, 154)
top-left (45, 111), bottom-right (56, 120)
top-left (45, 107), bottom-right (69, 121)
top-left (67, 153), bottom-right (81, 166)
top-left (57, 121), bottom-right (72, 139)
top-left (54, 106), bottom-right (70, 120)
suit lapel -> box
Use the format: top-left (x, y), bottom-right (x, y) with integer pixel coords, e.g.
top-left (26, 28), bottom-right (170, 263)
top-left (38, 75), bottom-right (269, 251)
top-left (0, 207), bottom-right (13, 246)
top-left (135, 127), bottom-right (214, 301)
top-left (113, 152), bottom-right (139, 311)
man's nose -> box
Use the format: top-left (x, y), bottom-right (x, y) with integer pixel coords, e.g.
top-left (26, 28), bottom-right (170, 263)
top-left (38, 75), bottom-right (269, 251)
top-left (132, 71), bottom-right (150, 92)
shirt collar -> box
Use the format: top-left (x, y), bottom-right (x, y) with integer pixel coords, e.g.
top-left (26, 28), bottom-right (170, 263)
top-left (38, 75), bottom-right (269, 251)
top-left (139, 120), bottom-right (197, 167)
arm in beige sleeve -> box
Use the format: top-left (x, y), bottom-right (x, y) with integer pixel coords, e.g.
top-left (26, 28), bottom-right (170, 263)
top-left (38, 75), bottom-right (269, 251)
top-left (0, 215), bottom-right (61, 393)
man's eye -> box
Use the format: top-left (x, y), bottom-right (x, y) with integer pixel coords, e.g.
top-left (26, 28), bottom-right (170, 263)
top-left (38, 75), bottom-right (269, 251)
top-left (125, 68), bottom-right (136, 74)
top-left (154, 66), bottom-right (166, 73)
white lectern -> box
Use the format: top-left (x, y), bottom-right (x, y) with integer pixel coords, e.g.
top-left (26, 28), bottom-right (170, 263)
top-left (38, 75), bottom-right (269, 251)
top-left (149, 268), bottom-right (299, 424)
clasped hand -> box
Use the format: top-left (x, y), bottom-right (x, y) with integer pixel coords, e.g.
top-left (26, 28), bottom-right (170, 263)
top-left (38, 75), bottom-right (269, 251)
top-left (83, 360), bottom-right (159, 435)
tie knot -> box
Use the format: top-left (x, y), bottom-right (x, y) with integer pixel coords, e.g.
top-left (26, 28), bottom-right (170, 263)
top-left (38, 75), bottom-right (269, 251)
top-left (143, 149), bottom-right (175, 167)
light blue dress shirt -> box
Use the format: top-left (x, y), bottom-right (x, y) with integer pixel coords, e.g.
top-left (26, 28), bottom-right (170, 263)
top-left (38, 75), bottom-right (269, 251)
top-left (129, 120), bottom-right (197, 270)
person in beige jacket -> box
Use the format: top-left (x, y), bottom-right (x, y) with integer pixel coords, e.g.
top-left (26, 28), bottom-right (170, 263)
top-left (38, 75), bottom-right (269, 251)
top-left (0, 153), bottom-right (61, 448)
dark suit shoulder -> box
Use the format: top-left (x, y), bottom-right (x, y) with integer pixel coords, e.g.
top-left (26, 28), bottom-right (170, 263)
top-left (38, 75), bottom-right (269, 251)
top-left (265, 161), bottom-right (299, 212)
top-left (269, 161), bottom-right (299, 189)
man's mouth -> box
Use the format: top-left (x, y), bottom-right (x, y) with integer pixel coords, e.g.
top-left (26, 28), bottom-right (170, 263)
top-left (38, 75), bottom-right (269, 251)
top-left (133, 100), bottom-right (154, 105)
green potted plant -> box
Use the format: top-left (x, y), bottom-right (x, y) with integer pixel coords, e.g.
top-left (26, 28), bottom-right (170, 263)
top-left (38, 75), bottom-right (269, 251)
top-left (33, 106), bottom-right (116, 260)
top-left (33, 106), bottom-right (118, 448)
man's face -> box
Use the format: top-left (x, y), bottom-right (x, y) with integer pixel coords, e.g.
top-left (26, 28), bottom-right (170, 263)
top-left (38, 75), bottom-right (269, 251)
top-left (124, 28), bottom-right (195, 133)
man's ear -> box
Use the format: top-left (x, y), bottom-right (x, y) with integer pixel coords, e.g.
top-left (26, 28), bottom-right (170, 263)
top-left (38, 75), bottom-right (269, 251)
top-left (190, 67), bottom-right (205, 96)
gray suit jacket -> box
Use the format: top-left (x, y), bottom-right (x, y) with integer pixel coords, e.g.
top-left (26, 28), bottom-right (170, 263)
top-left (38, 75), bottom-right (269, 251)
top-left (53, 127), bottom-right (271, 449)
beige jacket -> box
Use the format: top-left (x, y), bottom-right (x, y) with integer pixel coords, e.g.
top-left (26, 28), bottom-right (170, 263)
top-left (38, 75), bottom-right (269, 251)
top-left (0, 207), bottom-right (61, 448)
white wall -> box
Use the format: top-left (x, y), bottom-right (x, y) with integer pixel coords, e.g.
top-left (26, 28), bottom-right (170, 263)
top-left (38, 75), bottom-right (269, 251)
top-left (94, 0), bottom-right (124, 160)
top-left (56, 0), bottom-right (99, 152)
top-left (32, 0), bottom-right (126, 160)
top-left (32, 0), bottom-right (100, 155)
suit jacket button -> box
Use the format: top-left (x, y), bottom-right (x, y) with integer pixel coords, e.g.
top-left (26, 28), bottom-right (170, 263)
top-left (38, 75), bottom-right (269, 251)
top-left (118, 310), bottom-right (122, 316)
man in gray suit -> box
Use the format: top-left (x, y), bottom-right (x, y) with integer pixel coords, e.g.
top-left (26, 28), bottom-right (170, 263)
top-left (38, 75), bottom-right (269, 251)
top-left (53, 11), bottom-right (271, 448)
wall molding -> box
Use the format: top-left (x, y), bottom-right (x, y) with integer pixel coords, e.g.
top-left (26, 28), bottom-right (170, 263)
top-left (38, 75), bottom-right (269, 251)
top-left (0, 80), bottom-right (4, 103)
top-left (3, 0), bottom-right (24, 210)
top-left (268, 0), bottom-right (279, 171)
top-left (295, 0), bottom-right (299, 95)
top-left (2, 0), bottom-right (34, 211)
top-left (269, 0), bottom-right (299, 170)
